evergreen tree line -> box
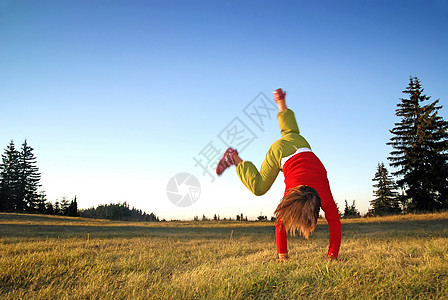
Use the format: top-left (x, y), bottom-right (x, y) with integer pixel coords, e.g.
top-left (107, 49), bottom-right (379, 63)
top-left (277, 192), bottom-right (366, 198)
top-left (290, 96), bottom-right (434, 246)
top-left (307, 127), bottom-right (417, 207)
top-left (79, 202), bottom-right (159, 222)
top-left (0, 140), bottom-right (45, 213)
top-left (0, 140), bottom-right (159, 221)
top-left (343, 200), bottom-right (361, 218)
top-left (369, 76), bottom-right (448, 216)
top-left (0, 139), bottom-right (79, 216)
top-left (192, 213), bottom-right (271, 222)
top-left (45, 196), bottom-right (79, 217)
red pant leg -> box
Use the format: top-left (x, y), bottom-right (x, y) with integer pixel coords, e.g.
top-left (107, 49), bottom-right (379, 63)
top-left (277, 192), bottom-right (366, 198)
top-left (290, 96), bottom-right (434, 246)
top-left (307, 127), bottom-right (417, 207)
top-left (275, 220), bottom-right (288, 254)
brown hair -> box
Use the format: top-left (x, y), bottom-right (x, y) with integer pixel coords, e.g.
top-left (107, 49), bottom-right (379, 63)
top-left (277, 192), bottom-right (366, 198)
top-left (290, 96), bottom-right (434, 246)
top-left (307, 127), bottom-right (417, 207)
top-left (274, 185), bottom-right (321, 239)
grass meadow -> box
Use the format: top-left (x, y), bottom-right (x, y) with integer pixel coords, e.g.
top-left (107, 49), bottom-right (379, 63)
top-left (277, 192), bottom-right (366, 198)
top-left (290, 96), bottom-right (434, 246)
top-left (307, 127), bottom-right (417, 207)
top-left (1, 212), bottom-right (447, 299)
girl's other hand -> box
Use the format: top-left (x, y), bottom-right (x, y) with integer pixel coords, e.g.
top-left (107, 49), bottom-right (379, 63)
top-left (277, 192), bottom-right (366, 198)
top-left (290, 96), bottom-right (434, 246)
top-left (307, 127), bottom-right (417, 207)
top-left (274, 88), bottom-right (286, 102)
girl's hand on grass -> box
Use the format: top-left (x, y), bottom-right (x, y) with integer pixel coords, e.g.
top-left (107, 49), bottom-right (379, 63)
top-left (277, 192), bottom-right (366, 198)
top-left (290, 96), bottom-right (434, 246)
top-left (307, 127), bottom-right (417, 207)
top-left (328, 256), bottom-right (338, 262)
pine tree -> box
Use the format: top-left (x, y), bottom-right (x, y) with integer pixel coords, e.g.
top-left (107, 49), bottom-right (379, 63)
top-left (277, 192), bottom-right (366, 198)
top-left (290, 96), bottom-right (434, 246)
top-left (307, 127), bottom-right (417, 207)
top-left (336, 202), bottom-right (342, 217)
top-left (53, 200), bottom-right (61, 215)
top-left (45, 201), bottom-right (55, 215)
top-left (343, 200), bottom-right (361, 218)
top-left (388, 76), bottom-right (448, 211)
top-left (59, 196), bottom-right (71, 215)
top-left (0, 141), bottom-right (21, 211)
top-left (35, 190), bottom-right (48, 213)
top-left (18, 140), bottom-right (41, 211)
top-left (67, 196), bottom-right (78, 217)
top-left (371, 162), bottom-right (400, 215)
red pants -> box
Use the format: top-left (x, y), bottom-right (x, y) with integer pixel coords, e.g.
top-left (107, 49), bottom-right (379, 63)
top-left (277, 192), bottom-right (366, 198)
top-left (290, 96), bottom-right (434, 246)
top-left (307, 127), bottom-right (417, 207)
top-left (275, 220), bottom-right (288, 254)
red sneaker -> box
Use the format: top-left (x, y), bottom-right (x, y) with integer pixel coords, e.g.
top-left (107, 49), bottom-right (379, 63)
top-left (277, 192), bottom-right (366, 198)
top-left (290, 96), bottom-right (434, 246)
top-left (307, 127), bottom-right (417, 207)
top-left (216, 147), bottom-right (238, 175)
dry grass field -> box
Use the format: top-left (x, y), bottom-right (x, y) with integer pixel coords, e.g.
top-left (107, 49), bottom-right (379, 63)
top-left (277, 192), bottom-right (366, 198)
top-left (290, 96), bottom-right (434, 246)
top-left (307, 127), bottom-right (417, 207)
top-left (1, 212), bottom-right (447, 299)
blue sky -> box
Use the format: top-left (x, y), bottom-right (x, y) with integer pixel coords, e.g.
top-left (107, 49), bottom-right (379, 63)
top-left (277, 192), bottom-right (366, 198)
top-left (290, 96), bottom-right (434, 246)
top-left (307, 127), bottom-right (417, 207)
top-left (1, 0), bottom-right (447, 220)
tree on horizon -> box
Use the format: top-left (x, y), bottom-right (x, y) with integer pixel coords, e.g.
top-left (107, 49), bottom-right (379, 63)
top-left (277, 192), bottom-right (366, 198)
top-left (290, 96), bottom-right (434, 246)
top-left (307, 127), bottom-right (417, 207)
top-left (79, 202), bottom-right (159, 222)
top-left (388, 76), bottom-right (448, 211)
top-left (19, 140), bottom-right (42, 211)
top-left (343, 200), bottom-right (361, 218)
top-left (0, 140), bottom-right (20, 211)
top-left (370, 162), bottom-right (400, 215)
top-left (67, 196), bottom-right (78, 217)
top-left (0, 140), bottom-right (42, 212)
